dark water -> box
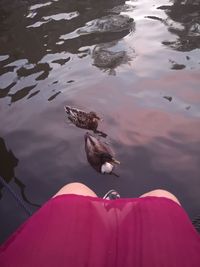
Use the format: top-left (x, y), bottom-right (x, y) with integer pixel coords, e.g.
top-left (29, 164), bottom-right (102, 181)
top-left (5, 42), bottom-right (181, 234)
top-left (0, 0), bottom-right (200, 243)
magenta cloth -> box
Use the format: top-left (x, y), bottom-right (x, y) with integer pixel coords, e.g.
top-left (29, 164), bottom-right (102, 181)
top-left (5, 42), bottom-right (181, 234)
top-left (0, 195), bottom-right (200, 267)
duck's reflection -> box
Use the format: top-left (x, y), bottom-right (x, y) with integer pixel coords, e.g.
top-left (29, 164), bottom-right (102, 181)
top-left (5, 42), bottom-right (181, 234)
top-left (0, 137), bottom-right (40, 207)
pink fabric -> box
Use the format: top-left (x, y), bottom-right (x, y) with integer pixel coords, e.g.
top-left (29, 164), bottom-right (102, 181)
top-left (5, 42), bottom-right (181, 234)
top-left (0, 195), bottom-right (200, 267)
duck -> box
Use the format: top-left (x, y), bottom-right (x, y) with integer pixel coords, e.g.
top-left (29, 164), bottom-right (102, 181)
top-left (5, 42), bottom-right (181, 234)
top-left (84, 132), bottom-right (120, 176)
top-left (65, 106), bottom-right (101, 132)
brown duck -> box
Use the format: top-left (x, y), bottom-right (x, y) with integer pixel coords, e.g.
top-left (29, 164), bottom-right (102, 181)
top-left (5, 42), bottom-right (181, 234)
top-left (84, 132), bottom-right (120, 176)
top-left (65, 106), bottom-right (101, 132)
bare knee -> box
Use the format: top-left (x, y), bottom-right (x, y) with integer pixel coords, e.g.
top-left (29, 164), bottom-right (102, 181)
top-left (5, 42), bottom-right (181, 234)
top-left (53, 182), bottom-right (97, 198)
top-left (140, 189), bottom-right (181, 205)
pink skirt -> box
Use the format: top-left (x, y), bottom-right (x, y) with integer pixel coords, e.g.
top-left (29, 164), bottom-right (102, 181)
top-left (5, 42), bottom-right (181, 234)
top-left (0, 195), bottom-right (200, 267)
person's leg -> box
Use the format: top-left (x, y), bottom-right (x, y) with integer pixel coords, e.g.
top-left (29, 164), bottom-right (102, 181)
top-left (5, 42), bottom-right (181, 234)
top-left (140, 189), bottom-right (181, 205)
top-left (53, 182), bottom-right (97, 198)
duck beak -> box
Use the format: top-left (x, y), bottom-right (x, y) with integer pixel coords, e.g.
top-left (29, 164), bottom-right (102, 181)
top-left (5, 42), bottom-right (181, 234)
top-left (112, 159), bottom-right (120, 165)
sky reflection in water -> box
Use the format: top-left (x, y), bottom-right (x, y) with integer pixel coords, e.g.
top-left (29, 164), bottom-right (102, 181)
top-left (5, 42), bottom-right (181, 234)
top-left (0, 0), bottom-right (200, 243)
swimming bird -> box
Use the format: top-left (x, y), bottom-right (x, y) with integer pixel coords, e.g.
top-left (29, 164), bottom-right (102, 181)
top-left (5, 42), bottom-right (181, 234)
top-left (65, 106), bottom-right (107, 137)
top-left (84, 132), bottom-right (120, 176)
top-left (65, 106), bottom-right (101, 132)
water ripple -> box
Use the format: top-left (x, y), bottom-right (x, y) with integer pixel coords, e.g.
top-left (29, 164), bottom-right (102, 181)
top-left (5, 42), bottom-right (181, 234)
top-left (1, 0), bottom-right (200, 243)
top-left (29, 2), bottom-right (52, 11)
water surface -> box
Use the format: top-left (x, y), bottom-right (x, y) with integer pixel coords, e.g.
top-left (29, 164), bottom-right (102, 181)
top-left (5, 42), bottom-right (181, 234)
top-left (0, 0), bottom-right (200, 243)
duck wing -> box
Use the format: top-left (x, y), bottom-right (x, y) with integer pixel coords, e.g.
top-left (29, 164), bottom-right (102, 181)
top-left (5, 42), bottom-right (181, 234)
top-left (65, 106), bottom-right (86, 117)
top-left (65, 106), bottom-right (89, 128)
top-left (85, 134), bottom-right (113, 155)
top-left (85, 133), bottom-right (114, 172)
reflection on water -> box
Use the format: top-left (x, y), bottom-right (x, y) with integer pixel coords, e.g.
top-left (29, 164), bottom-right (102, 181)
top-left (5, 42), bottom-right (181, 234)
top-left (0, 0), bottom-right (200, 243)
top-left (0, 137), bottom-right (40, 207)
top-left (159, 1), bottom-right (200, 51)
top-left (0, 137), bottom-right (18, 196)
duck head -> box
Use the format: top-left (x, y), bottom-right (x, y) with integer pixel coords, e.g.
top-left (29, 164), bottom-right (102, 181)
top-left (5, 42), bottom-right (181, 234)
top-left (89, 111), bottom-right (102, 122)
top-left (84, 133), bottom-right (120, 174)
top-left (89, 111), bottom-right (100, 119)
top-left (88, 112), bottom-right (102, 131)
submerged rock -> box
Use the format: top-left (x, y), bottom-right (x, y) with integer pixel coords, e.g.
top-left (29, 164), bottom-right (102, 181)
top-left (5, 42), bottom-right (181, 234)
top-left (93, 48), bottom-right (127, 68)
top-left (78, 15), bottom-right (134, 35)
top-left (92, 42), bottom-right (131, 74)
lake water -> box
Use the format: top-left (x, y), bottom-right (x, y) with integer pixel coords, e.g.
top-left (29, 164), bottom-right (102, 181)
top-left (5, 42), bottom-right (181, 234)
top-left (0, 0), bottom-right (200, 243)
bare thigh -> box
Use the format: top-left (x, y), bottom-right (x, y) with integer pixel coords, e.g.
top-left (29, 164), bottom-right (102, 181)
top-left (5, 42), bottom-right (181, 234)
top-left (140, 189), bottom-right (181, 205)
top-left (53, 182), bottom-right (97, 198)
top-left (54, 184), bottom-right (180, 206)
